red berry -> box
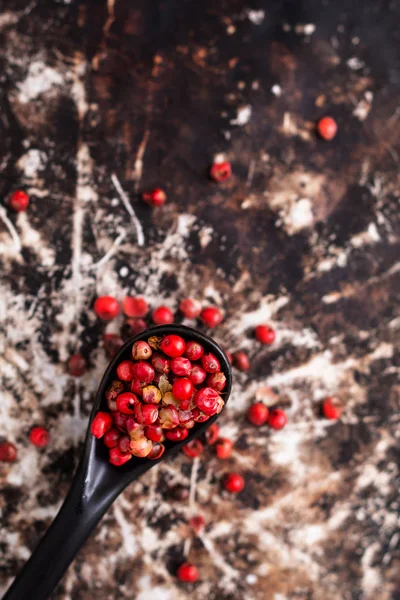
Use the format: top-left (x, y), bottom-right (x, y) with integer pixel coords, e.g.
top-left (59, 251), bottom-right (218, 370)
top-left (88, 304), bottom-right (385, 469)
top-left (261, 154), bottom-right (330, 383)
top-left (184, 340), bottom-right (204, 361)
top-left (194, 387), bottom-right (223, 416)
top-left (201, 352), bottom-right (220, 374)
top-left (152, 306), bottom-right (174, 325)
top-left (119, 435), bottom-right (131, 453)
top-left (160, 334), bottom-right (185, 358)
top-left (103, 334), bottom-right (124, 358)
top-left (205, 423), bottom-right (220, 445)
top-left (142, 385), bottom-right (162, 404)
top-left (172, 377), bottom-right (194, 402)
top-left (29, 426), bottom-right (50, 447)
top-left (131, 378), bottom-right (146, 396)
top-left (189, 364), bottom-right (207, 385)
top-left (91, 413), bottom-right (113, 438)
top-left (210, 160), bottom-right (232, 182)
top-left (93, 296), bottom-right (120, 320)
top-left (0, 441), bottom-right (17, 462)
top-left (182, 439), bottom-right (204, 458)
top-left (116, 392), bottom-right (139, 414)
top-left (171, 357), bottom-right (192, 376)
top-left (142, 188), bottom-right (167, 207)
top-left (215, 438), bottom-right (233, 459)
top-left (67, 353), bottom-right (86, 377)
top-left (148, 442), bottom-right (165, 460)
top-left (151, 352), bottom-right (170, 374)
top-left (177, 563), bottom-right (199, 583)
top-left (122, 296), bottom-right (149, 318)
top-left (144, 425), bottom-right (164, 442)
top-left (200, 306), bottom-right (223, 328)
top-left (8, 190), bottom-right (29, 212)
top-left (134, 403), bottom-right (159, 426)
top-left (189, 515), bottom-right (205, 533)
top-left (247, 402), bottom-right (269, 426)
top-left (179, 298), bottom-right (201, 319)
top-left (322, 396), bottom-right (343, 420)
top-left (116, 360), bottom-right (136, 381)
top-left (159, 405), bottom-right (180, 429)
top-left (317, 116), bottom-right (337, 140)
top-left (131, 340), bottom-right (152, 361)
top-left (166, 427), bottom-right (189, 441)
top-left (224, 472), bottom-right (244, 493)
top-left (255, 325), bottom-right (276, 345)
top-left (132, 361), bottom-right (155, 383)
top-left (109, 447), bottom-right (132, 466)
top-left (113, 411), bottom-right (128, 431)
top-left (233, 351), bottom-right (250, 371)
top-left (206, 371), bottom-right (226, 392)
top-left (103, 427), bottom-right (120, 448)
top-left (268, 409), bottom-right (287, 430)
top-left (121, 318), bottom-right (147, 339)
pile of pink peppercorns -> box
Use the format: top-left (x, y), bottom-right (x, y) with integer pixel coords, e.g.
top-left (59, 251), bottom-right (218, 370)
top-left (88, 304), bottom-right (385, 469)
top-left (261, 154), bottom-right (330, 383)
top-left (90, 333), bottom-right (227, 465)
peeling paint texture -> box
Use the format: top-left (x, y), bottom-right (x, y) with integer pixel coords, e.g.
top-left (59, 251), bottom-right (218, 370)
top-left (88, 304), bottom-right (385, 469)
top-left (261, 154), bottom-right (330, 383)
top-left (0, 1), bottom-right (399, 600)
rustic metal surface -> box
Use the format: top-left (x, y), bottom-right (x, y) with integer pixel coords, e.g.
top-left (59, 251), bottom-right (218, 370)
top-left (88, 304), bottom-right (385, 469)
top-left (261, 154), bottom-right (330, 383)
top-left (0, 1), bottom-right (399, 599)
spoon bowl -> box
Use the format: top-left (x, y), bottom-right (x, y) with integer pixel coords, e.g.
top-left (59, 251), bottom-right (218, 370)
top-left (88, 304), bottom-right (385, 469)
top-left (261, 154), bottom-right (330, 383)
top-left (4, 324), bottom-right (232, 600)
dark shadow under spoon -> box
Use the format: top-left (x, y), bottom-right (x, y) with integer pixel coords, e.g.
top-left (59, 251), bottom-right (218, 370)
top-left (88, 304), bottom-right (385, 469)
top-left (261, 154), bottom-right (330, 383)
top-left (3, 324), bottom-right (232, 600)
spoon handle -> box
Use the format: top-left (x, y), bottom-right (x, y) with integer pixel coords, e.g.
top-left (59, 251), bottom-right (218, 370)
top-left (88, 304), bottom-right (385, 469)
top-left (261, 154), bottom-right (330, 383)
top-left (3, 463), bottom-right (118, 600)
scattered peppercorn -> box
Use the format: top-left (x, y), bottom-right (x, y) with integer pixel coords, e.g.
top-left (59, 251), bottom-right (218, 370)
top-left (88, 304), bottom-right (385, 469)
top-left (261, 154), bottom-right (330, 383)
top-left (29, 427), bottom-right (50, 448)
top-left (215, 437), bottom-right (233, 459)
top-left (94, 296), bottom-right (120, 321)
top-left (268, 409), bottom-right (287, 430)
top-left (103, 334), bottom-right (124, 358)
top-left (142, 188), bottom-right (167, 207)
top-left (152, 306), bottom-right (174, 325)
top-left (224, 472), bottom-right (245, 493)
top-left (8, 190), bottom-right (29, 212)
top-left (177, 562), bottom-right (199, 583)
top-left (205, 423), bottom-right (220, 445)
top-left (247, 402), bottom-right (269, 426)
top-left (200, 306), bottom-right (223, 328)
top-left (210, 160), bottom-right (232, 182)
top-left (122, 296), bottom-right (149, 318)
top-left (179, 298), bottom-right (201, 319)
top-left (322, 396), bottom-right (343, 420)
top-left (317, 116), bottom-right (337, 140)
top-left (67, 353), bottom-right (87, 377)
top-left (255, 325), bottom-right (276, 345)
top-left (0, 441), bottom-right (17, 462)
top-left (182, 439), bottom-right (204, 458)
top-left (233, 350), bottom-right (250, 372)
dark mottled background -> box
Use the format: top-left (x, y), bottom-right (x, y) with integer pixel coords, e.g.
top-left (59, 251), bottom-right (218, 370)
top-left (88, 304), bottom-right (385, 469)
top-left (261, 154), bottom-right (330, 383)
top-left (0, 1), bottom-right (399, 599)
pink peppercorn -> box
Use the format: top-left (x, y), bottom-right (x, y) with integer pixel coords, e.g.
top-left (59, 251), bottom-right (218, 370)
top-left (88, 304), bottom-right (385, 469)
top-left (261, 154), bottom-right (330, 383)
top-left (322, 397), bottom-right (343, 420)
top-left (210, 160), bottom-right (232, 182)
top-left (109, 447), bottom-right (132, 466)
top-left (189, 364), bottom-right (207, 385)
top-left (67, 353), bottom-right (87, 377)
top-left (103, 427), bottom-right (120, 448)
top-left (247, 403), bottom-right (269, 426)
top-left (152, 306), bottom-right (174, 325)
top-left (91, 413), bottom-right (113, 438)
top-left (184, 340), bottom-right (204, 361)
top-left (317, 116), bottom-right (337, 141)
top-left (0, 442), bottom-right (17, 462)
top-left (224, 472), bottom-right (245, 493)
top-left (255, 325), bottom-right (276, 345)
top-left (182, 439), bottom-right (204, 458)
top-left (116, 360), bottom-right (136, 381)
top-left (268, 409), bottom-right (287, 430)
top-left (93, 296), bottom-right (120, 320)
top-left (160, 334), bottom-right (185, 358)
top-left (206, 371), bottom-right (226, 392)
top-left (8, 190), bottom-right (29, 212)
top-left (233, 351), bottom-right (250, 372)
top-left (201, 352), bottom-right (220, 374)
top-left (142, 188), bottom-right (167, 207)
top-left (179, 298), bottom-right (201, 319)
top-left (177, 563), bottom-right (199, 582)
top-left (122, 296), bottom-right (149, 318)
top-left (215, 438), bottom-right (233, 459)
top-left (200, 306), bottom-right (223, 328)
top-left (29, 427), bottom-right (50, 447)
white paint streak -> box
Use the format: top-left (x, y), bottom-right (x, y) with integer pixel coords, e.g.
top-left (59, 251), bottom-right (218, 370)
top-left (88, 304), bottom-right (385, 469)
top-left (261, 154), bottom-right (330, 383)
top-left (0, 205), bottom-right (21, 252)
top-left (17, 61), bottom-right (63, 103)
top-left (111, 173), bottom-right (145, 247)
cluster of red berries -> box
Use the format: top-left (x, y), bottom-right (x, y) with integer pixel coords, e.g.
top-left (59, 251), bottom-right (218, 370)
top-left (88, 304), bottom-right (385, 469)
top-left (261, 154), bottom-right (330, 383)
top-left (247, 403), bottom-right (288, 430)
top-left (90, 334), bottom-right (226, 465)
top-left (0, 427), bottom-right (50, 463)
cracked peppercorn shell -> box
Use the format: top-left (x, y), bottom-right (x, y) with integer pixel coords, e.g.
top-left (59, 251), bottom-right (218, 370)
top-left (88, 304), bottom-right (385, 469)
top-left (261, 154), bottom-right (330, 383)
top-left (142, 385), bottom-right (162, 404)
top-left (182, 439), bottom-right (204, 458)
top-left (170, 356), bottom-right (192, 376)
top-left (206, 371), bottom-right (226, 391)
top-left (159, 404), bottom-right (180, 429)
top-left (130, 436), bottom-right (153, 457)
top-left (148, 442), bottom-right (165, 459)
top-left (194, 387), bottom-right (222, 416)
top-left (132, 340), bottom-right (152, 361)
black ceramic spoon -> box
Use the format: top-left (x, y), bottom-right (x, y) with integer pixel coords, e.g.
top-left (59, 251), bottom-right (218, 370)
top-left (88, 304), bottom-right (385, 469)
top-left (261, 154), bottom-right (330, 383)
top-left (4, 324), bottom-right (232, 600)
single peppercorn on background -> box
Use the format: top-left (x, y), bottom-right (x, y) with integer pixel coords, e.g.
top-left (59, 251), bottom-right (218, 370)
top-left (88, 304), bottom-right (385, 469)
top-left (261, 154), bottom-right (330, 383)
top-left (1, 1), bottom-right (399, 600)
